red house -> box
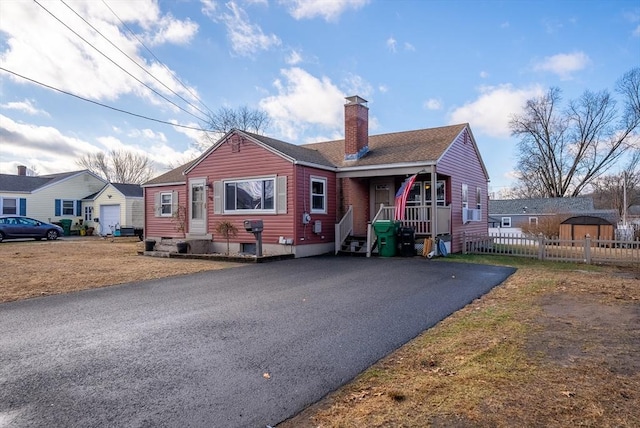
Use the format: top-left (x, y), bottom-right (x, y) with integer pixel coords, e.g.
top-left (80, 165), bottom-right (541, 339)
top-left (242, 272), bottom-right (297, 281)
top-left (142, 96), bottom-right (489, 257)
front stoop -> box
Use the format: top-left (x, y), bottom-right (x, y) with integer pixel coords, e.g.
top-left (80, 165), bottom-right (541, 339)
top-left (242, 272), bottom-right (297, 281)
top-left (338, 235), bottom-right (368, 256)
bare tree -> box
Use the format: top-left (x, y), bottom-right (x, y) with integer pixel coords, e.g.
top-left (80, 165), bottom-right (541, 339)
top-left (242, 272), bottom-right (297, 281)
top-left (590, 151), bottom-right (640, 216)
top-left (509, 68), bottom-right (640, 197)
top-left (194, 105), bottom-right (271, 152)
top-left (77, 150), bottom-right (154, 184)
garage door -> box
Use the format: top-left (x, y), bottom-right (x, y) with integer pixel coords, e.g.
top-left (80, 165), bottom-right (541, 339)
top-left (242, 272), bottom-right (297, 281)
top-left (100, 205), bottom-right (121, 235)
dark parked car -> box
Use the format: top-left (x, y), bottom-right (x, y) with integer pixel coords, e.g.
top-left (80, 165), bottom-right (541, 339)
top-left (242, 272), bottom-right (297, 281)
top-left (0, 215), bottom-right (64, 242)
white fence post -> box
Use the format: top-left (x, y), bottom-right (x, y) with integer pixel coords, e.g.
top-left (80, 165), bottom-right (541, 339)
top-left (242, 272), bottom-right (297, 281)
top-left (584, 234), bottom-right (591, 264)
top-left (538, 234), bottom-right (545, 260)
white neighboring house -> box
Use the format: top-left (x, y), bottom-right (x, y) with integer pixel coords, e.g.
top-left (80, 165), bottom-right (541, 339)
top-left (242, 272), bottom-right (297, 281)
top-left (0, 166), bottom-right (106, 231)
top-left (84, 183), bottom-right (144, 236)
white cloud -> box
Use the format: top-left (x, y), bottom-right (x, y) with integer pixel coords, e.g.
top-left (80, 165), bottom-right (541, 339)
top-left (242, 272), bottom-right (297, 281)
top-left (280, 0), bottom-right (369, 21)
top-left (342, 74), bottom-right (373, 99)
top-left (424, 98), bottom-right (442, 111)
top-left (200, 0), bottom-right (218, 18)
top-left (219, 2), bottom-right (281, 57)
top-left (532, 51), bottom-right (590, 80)
top-left (448, 84), bottom-right (545, 138)
top-left (378, 85), bottom-right (389, 93)
top-left (259, 67), bottom-right (345, 141)
top-left (0, 99), bottom-right (49, 116)
top-left (633, 25), bottom-right (640, 37)
top-left (386, 37), bottom-right (397, 53)
top-left (404, 42), bottom-right (415, 52)
top-left (480, 71), bottom-right (489, 79)
top-left (0, 1), bottom-right (200, 107)
top-left (127, 128), bottom-right (168, 143)
top-left (286, 49), bottom-right (304, 65)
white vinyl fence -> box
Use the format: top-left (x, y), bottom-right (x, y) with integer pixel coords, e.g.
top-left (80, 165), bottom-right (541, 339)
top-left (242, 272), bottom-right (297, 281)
top-left (463, 233), bottom-right (640, 266)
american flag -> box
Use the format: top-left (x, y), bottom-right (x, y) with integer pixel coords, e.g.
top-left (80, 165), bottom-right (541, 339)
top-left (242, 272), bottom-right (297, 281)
top-left (394, 174), bottom-right (418, 221)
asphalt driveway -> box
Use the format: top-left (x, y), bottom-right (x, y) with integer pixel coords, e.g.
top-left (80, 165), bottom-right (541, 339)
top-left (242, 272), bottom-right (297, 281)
top-left (0, 256), bottom-right (515, 427)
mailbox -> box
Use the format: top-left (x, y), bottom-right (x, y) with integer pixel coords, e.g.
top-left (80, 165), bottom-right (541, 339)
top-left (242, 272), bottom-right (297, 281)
top-left (244, 219), bottom-right (263, 233)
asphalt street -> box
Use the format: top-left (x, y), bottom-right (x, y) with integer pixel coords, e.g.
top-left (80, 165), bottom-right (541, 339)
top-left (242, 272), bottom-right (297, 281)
top-left (0, 256), bottom-right (515, 427)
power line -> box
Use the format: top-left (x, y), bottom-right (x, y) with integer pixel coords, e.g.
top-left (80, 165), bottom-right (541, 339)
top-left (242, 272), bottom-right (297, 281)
top-left (32, 0), bottom-right (209, 124)
top-left (0, 66), bottom-right (211, 132)
top-left (101, 0), bottom-right (213, 118)
top-left (60, 0), bottom-right (212, 120)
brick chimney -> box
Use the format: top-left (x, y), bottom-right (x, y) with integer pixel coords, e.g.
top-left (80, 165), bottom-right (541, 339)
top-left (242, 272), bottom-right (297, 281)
top-left (17, 165), bottom-right (27, 176)
top-left (344, 95), bottom-right (369, 161)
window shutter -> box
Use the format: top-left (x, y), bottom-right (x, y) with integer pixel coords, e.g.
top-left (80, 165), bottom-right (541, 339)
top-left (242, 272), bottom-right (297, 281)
top-left (154, 192), bottom-right (161, 217)
top-left (277, 176), bottom-right (287, 214)
top-left (213, 181), bottom-right (222, 214)
top-left (172, 191), bottom-right (179, 215)
top-left (76, 200), bottom-right (82, 216)
top-left (19, 198), bottom-right (27, 216)
top-left (55, 199), bottom-right (61, 216)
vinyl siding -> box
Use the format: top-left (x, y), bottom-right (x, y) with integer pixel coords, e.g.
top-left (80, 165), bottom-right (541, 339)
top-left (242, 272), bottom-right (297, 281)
top-left (294, 166), bottom-right (337, 244)
top-left (144, 185), bottom-right (188, 238)
top-left (437, 128), bottom-right (489, 253)
top-left (93, 184), bottom-right (143, 229)
top-left (188, 135), bottom-right (298, 246)
top-left (6, 173), bottom-right (105, 223)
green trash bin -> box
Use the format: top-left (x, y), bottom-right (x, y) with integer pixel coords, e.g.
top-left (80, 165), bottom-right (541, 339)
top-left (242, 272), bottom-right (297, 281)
top-left (59, 219), bottom-right (72, 236)
top-left (373, 220), bottom-right (399, 257)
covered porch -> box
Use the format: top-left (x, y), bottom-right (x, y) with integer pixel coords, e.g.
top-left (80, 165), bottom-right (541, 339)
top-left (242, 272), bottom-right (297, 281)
top-left (334, 165), bottom-right (452, 256)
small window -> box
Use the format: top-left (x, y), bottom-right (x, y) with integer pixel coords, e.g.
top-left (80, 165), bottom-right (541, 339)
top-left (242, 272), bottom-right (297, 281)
top-left (62, 200), bottom-right (75, 216)
top-left (529, 217), bottom-right (538, 225)
top-left (160, 193), bottom-right (173, 216)
top-left (310, 177), bottom-right (327, 213)
top-left (84, 206), bottom-right (93, 221)
top-left (476, 187), bottom-right (482, 210)
top-left (462, 184), bottom-right (468, 209)
top-left (501, 217), bottom-right (511, 228)
top-left (1, 198), bottom-right (17, 215)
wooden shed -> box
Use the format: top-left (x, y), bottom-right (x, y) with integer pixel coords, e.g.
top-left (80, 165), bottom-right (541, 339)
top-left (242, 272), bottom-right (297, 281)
top-left (559, 215), bottom-right (614, 244)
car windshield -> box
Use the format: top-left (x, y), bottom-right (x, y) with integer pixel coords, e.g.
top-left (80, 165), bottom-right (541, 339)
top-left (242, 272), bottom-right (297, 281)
top-left (19, 218), bottom-right (38, 226)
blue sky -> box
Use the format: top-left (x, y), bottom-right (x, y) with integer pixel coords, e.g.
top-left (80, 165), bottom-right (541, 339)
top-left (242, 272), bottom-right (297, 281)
top-left (1, 0), bottom-right (639, 195)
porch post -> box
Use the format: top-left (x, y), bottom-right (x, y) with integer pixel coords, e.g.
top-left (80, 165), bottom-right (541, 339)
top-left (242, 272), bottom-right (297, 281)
top-left (431, 165), bottom-right (437, 236)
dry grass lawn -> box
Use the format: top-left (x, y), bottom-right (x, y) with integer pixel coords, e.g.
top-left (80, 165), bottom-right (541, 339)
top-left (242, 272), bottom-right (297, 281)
top-left (1, 239), bottom-right (639, 427)
top-left (0, 237), bottom-right (243, 303)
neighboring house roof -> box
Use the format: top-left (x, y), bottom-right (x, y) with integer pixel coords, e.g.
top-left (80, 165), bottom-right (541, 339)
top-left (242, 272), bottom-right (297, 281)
top-left (111, 183), bottom-right (143, 198)
top-left (143, 160), bottom-right (197, 187)
top-left (303, 124), bottom-right (468, 168)
top-left (489, 197), bottom-right (595, 216)
top-left (0, 170), bottom-right (104, 193)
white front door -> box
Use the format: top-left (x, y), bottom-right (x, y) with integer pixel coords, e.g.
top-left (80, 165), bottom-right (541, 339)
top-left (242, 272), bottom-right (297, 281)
top-left (371, 179), bottom-right (394, 219)
top-left (100, 205), bottom-right (121, 235)
top-left (189, 178), bottom-right (207, 235)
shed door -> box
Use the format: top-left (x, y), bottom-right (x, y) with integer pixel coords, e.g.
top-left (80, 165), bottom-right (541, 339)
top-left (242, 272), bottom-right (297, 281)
top-left (189, 178), bottom-right (207, 235)
top-left (100, 205), bottom-right (121, 235)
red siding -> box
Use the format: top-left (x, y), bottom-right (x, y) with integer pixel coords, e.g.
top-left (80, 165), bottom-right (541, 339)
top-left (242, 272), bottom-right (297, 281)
top-left (144, 184), bottom-right (188, 238)
top-left (437, 128), bottom-right (489, 253)
top-left (293, 166), bottom-right (336, 245)
top-left (188, 135), bottom-right (295, 246)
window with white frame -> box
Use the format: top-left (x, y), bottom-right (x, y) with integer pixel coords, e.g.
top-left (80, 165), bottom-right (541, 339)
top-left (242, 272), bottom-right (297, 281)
top-left (61, 200), bottom-right (75, 216)
top-left (1, 197), bottom-right (17, 215)
top-left (310, 177), bottom-right (326, 213)
top-left (476, 187), bottom-right (482, 210)
top-left (529, 217), bottom-right (538, 225)
top-left (84, 206), bottom-right (93, 221)
top-left (160, 192), bottom-right (173, 216)
top-left (224, 178), bottom-right (275, 212)
top-left (407, 181), bottom-right (446, 206)
top-left (462, 184), bottom-right (469, 209)
top-left (501, 217), bottom-right (511, 227)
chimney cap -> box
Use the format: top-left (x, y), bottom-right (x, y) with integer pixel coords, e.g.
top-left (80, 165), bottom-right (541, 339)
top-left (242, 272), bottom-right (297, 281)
top-left (345, 95), bottom-right (368, 106)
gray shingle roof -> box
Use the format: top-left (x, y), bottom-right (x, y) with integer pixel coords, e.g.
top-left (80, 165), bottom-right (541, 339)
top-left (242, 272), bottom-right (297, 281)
top-left (0, 170), bottom-right (99, 192)
top-left (489, 197), bottom-right (595, 215)
top-left (111, 183), bottom-right (143, 198)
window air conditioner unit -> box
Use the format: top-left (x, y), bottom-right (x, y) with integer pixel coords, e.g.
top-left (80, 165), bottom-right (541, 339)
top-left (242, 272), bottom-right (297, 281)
top-left (462, 208), bottom-right (482, 224)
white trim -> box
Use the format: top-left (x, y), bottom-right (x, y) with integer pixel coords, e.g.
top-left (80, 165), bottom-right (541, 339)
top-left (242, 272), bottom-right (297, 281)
top-left (159, 192), bottom-right (173, 217)
top-left (310, 176), bottom-right (327, 214)
top-left (223, 176), bottom-right (277, 214)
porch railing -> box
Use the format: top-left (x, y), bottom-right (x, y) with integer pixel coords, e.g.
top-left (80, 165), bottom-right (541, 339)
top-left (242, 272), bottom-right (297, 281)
top-left (334, 205), bottom-right (353, 255)
top-left (365, 204), bottom-right (451, 257)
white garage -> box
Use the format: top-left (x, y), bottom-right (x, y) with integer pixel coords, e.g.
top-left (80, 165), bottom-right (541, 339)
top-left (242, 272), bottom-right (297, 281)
top-left (99, 205), bottom-right (121, 235)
